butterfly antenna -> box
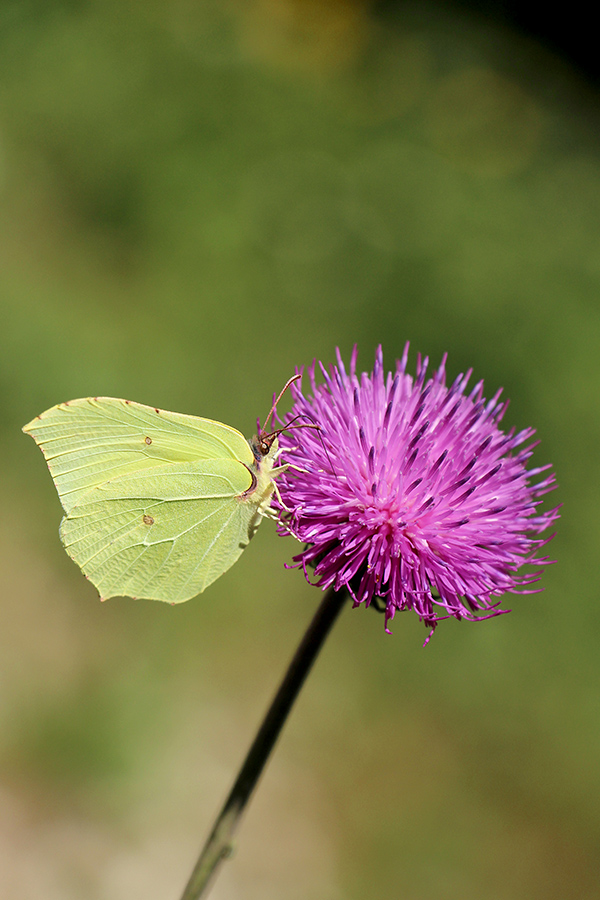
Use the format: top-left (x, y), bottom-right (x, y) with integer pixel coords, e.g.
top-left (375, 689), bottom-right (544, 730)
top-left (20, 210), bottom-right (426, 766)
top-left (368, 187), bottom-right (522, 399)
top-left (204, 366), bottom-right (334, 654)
top-left (262, 374), bottom-right (302, 433)
top-left (266, 414), bottom-right (320, 440)
top-left (271, 412), bottom-right (340, 480)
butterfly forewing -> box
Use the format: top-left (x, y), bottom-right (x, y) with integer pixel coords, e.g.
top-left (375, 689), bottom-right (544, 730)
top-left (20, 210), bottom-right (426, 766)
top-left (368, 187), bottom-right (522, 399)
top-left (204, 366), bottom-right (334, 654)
top-left (23, 397), bottom-right (253, 513)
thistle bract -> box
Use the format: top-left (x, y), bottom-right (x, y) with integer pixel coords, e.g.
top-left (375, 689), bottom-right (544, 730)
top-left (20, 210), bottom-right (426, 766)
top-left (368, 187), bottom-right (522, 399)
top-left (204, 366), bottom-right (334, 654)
top-left (276, 346), bottom-right (559, 640)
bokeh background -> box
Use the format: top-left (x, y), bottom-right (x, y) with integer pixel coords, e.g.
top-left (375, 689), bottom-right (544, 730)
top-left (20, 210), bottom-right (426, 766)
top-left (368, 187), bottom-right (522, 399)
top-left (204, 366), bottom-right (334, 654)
top-left (1, 2), bottom-right (599, 898)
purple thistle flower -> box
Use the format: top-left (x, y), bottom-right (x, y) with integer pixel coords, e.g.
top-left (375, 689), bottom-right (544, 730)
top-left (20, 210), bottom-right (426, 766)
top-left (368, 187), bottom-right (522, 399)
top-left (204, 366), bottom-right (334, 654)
top-left (275, 346), bottom-right (559, 641)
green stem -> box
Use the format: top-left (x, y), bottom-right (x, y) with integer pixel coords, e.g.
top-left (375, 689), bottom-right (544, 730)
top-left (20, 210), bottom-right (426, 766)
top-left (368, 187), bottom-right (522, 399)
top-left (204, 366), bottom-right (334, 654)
top-left (178, 585), bottom-right (348, 900)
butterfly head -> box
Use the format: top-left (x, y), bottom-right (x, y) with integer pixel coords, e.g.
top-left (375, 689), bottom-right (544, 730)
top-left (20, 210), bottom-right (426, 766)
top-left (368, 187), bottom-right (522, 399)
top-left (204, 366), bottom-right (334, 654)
top-left (251, 430), bottom-right (278, 463)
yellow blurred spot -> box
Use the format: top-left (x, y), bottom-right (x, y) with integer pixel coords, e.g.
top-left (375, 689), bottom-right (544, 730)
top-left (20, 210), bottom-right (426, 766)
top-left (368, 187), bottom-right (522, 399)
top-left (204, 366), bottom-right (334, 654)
top-left (426, 67), bottom-right (544, 177)
top-left (238, 0), bottom-right (372, 74)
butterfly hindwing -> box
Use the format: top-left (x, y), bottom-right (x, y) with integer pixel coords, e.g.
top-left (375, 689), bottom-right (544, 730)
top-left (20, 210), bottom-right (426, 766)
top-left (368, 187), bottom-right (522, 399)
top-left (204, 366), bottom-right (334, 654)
top-left (60, 458), bottom-right (258, 602)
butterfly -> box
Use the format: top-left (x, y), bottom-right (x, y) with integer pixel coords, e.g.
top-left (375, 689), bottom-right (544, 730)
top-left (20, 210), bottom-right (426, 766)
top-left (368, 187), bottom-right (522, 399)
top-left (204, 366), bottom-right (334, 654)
top-left (22, 381), bottom-right (298, 603)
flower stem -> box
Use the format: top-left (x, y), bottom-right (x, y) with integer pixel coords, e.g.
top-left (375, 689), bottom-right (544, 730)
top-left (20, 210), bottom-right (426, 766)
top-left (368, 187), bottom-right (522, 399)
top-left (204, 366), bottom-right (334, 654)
top-left (178, 585), bottom-right (348, 900)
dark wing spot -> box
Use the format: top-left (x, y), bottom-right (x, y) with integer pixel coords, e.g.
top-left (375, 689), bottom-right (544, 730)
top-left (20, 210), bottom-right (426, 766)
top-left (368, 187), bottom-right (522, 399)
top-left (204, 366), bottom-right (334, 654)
top-left (144, 436), bottom-right (152, 445)
top-left (155, 408), bottom-right (160, 414)
top-left (143, 514), bottom-right (154, 525)
top-left (125, 400), bottom-right (131, 405)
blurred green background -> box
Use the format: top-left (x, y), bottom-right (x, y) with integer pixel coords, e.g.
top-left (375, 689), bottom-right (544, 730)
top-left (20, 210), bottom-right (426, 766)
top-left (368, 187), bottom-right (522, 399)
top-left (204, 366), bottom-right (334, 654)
top-left (1, 2), bottom-right (598, 898)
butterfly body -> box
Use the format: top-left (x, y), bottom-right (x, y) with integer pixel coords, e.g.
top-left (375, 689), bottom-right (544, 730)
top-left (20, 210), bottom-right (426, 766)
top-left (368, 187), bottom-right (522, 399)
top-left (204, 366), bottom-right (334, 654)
top-left (23, 397), bottom-right (279, 603)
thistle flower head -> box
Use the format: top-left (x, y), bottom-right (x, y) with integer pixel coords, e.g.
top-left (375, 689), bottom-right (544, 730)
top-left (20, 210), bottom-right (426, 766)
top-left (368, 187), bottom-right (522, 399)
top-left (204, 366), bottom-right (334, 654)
top-left (276, 346), bottom-right (559, 641)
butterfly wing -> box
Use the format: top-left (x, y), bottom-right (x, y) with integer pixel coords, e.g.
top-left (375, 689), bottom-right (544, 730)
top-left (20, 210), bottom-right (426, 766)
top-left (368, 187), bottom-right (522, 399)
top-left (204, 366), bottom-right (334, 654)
top-left (23, 397), bottom-right (253, 514)
top-left (59, 458), bottom-right (266, 603)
